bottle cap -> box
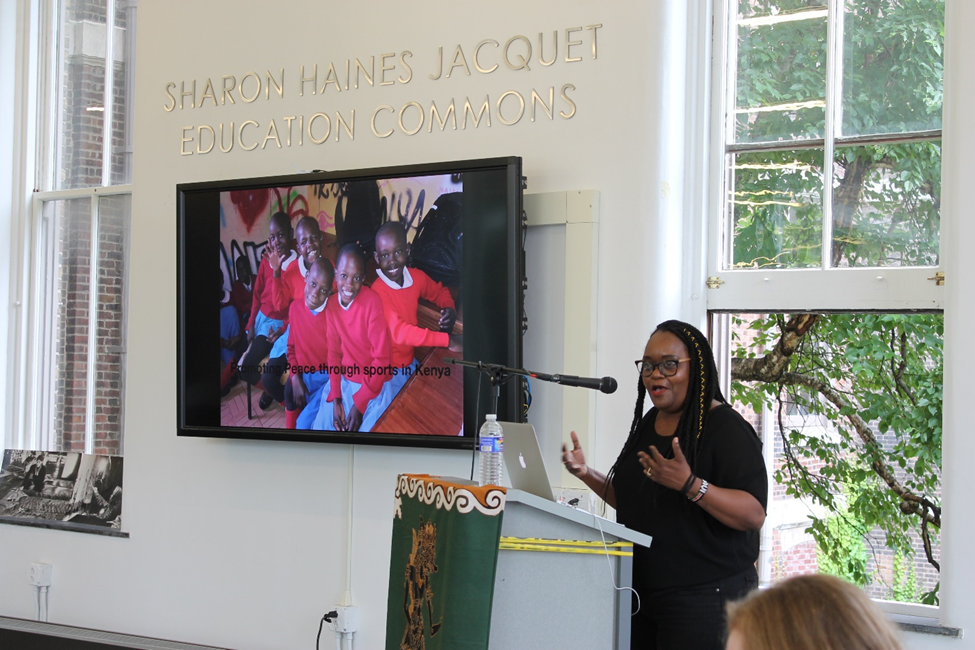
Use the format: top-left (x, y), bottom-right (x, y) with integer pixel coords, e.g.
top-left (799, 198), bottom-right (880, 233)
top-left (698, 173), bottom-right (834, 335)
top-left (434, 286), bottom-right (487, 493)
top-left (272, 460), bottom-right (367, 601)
top-left (486, 413), bottom-right (497, 421)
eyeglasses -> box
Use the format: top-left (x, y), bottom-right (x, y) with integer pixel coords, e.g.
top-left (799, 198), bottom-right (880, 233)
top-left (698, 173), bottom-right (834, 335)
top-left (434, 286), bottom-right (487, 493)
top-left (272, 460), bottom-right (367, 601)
top-left (634, 358), bottom-right (691, 377)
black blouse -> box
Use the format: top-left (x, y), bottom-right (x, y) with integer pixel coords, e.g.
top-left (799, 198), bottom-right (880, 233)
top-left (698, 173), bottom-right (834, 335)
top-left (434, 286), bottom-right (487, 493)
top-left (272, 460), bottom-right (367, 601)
top-left (612, 404), bottom-right (768, 590)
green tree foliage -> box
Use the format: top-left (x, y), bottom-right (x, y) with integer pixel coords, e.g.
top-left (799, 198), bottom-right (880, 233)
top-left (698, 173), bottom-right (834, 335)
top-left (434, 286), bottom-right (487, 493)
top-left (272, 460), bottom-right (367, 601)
top-left (814, 491), bottom-right (925, 603)
top-left (890, 552), bottom-right (923, 603)
top-left (732, 313), bottom-right (942, 601)
top-left (815, 501), bottom-right (869, 585)
top-left (731, 0), bottom-right (943, 270)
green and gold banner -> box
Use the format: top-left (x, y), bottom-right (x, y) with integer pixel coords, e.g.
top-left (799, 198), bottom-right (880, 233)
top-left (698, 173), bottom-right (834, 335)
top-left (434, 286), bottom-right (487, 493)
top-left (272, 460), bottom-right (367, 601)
top-left (385, 474), bottom-right (506, 650)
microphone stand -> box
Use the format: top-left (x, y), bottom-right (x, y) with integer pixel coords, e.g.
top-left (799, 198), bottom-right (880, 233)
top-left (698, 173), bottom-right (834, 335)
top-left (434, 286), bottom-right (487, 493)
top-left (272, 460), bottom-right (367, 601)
top-left (446, 359), bottom-right (524, 484)
top-left (446, 359), bottom-right (526, 417)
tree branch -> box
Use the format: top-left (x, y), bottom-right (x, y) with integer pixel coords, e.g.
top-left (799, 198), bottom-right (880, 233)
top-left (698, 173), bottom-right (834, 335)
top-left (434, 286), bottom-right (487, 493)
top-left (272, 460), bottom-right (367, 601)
top-left (734, 357), bottom-right (942, 533)
top-left (921, 508), bottom-right (941, 571)
top-left (892, 328), bottom-right (918, 406)
top-left (775, 389), bottom-right (837, 507)
top-left (732, 314), bottom-right (820, 381)
top-left (832, 156), bottom-right (874, 266)
top-left (792, 371), bottom-right (937, 526)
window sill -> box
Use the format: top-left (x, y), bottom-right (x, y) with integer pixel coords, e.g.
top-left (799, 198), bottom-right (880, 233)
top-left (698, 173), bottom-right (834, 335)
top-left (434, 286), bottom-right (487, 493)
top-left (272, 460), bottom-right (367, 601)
top-left (892, 616), bottom-right (962, 638)
top-left (0, 516), bottom-right (129, 538)
top-left (0, 616), bottom-right (224, 649)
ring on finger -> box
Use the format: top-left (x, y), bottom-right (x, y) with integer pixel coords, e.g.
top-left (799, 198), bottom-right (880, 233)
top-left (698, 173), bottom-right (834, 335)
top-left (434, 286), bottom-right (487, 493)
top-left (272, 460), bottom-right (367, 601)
top-left (643, 467), bottom-right (653, 478)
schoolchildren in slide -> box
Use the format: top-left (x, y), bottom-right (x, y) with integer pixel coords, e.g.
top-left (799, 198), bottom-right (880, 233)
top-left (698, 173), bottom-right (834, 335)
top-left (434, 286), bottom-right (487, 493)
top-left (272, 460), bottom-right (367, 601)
top-left (315, 244), bottom-right (395, 433)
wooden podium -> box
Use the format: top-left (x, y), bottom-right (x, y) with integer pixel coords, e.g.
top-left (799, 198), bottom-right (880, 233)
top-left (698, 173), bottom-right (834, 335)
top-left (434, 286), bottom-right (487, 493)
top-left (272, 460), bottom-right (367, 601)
top-left (489, 489), bottom-right (651, 650)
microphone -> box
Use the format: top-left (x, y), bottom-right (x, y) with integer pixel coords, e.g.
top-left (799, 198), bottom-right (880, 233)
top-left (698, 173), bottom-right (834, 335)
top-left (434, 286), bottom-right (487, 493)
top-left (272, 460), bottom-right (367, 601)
top-left (551, 374), bottom-right (618, 394)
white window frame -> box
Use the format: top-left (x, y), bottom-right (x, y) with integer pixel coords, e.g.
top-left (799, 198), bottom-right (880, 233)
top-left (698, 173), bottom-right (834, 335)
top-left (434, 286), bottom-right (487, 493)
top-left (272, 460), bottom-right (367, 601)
top-left (25, 188), bottom-right (132, 454)
top-left (4, 0), bottom-right (134, 456)
top-left (707, 0), bottom-right (944, 313)
top-left (705, 0), bottom-right (944, 622)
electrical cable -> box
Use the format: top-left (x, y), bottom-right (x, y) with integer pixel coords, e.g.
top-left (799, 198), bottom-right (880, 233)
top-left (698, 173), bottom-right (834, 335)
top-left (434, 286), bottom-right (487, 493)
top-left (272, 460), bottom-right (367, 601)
top-left (316, 610), bottom-right (338, 650)
top-left (592, 514), bottom-right (641, 616)
top-left (470, 370), bottom-right (484, 481)
top-left (345, 445), bottom-right (355, 605)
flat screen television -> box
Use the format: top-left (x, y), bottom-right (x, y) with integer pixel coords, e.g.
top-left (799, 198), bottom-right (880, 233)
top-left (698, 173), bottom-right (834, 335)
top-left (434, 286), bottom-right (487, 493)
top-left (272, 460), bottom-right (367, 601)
top-left (178, 156), bottom-right (525, 449)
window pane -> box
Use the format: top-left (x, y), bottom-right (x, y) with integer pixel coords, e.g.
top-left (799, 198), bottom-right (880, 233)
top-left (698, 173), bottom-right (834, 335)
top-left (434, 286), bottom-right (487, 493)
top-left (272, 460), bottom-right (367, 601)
top-left (734, 2), bottom-right (828, 144)
top-left (52, 198), bottom-right (92, 452)
top-left (58, 1), bottom-right (107, 189)
top-left (840, 0), bottom-right (945, 138)
top-left (728, 149), bottom-right (824, 269)
top-left (110, 0), bottom-right (133, 184)
top-left (728, 312), bottom-right (941, 602)
top-left (831, 141), bottom-right (941, 268)
top-left (94, 194), bottom-right (129, 454)
top-left (57, 0), bottom-right (133, 189)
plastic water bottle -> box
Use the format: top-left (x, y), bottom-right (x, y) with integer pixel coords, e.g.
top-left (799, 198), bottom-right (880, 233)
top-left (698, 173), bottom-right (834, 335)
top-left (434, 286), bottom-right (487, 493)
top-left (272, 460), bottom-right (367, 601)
top-left (478, 414), bottom-right (504, 486)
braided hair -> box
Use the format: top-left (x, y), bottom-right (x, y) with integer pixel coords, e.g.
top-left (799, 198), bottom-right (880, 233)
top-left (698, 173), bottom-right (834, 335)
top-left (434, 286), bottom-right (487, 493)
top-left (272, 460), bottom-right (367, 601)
top-left (604, 319), bottom-right (726, 495)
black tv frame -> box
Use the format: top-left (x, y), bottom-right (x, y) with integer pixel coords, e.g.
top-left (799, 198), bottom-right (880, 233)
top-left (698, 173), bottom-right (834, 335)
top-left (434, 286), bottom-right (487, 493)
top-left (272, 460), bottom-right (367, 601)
top-left (177, 157), bottom-right (525, 450)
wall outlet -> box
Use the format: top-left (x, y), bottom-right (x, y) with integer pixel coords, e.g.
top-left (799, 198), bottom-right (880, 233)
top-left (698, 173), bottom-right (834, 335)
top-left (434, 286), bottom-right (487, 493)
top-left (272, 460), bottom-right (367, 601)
top-left (29, 563), bottom-right (52, 587)
top-left (334, 605), bottom-right (357, 634)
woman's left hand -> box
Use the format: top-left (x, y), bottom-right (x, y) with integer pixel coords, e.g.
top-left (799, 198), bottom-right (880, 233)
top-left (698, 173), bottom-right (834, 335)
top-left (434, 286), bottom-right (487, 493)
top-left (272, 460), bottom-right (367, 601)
top-left (638, 437), bottom-right (693, 494)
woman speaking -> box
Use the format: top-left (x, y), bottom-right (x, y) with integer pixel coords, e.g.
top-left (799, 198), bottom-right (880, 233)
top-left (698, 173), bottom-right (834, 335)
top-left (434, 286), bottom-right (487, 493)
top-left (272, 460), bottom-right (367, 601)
top-left (563, 320), bottom-right (768, 650)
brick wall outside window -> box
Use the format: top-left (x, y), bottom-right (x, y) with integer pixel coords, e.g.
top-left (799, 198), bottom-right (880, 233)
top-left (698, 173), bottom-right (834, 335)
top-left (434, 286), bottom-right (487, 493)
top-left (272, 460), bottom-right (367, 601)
top-left (50, 0), bottom-right (130, 455)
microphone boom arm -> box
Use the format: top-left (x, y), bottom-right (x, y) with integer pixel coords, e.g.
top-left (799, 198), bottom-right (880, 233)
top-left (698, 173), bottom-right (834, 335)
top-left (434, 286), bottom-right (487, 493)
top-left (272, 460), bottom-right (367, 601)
top-left (443, 359), bottom-right (618, 414)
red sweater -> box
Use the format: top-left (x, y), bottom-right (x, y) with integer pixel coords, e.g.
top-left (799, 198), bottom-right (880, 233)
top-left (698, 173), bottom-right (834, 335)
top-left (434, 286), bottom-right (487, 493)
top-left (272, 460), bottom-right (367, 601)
top-left (371, 268), bottom-right (454, 367)
top-left (286, 299), bottom-right (329, 371)
top-left (272, 258), bottom-right (306, 313)
top-left (245, 253), bottom-right (295, 334)
top-left (326, 285), bottom-right (393, 412)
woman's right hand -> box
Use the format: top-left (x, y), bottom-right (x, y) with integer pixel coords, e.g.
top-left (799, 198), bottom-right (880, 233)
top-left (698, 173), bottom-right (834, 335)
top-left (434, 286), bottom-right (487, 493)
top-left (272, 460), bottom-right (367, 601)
top-left (561, 430), bottom-right (589, 479)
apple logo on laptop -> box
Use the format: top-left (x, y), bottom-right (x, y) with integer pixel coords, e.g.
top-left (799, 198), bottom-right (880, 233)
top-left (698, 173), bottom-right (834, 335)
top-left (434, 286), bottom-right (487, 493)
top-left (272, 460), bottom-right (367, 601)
top-left (519, 453), bottom-right (527, 469)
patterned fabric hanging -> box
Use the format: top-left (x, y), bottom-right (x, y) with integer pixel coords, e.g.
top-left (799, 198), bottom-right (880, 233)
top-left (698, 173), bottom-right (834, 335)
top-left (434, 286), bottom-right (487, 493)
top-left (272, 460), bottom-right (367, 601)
top-left (385, 474), bottom-right (505, 650)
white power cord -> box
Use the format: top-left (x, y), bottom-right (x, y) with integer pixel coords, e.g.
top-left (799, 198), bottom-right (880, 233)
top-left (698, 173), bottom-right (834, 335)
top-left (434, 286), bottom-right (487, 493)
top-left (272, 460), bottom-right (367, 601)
top-left (592, 514), bottom-right (641, 615)
top-left (346, 445), bottom-right (355, 598)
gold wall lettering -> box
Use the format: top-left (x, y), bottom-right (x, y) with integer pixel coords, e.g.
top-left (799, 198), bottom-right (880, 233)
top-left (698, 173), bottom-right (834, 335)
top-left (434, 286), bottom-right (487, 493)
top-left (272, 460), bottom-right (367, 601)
top-left (164, 23), bottom-right (600, 150)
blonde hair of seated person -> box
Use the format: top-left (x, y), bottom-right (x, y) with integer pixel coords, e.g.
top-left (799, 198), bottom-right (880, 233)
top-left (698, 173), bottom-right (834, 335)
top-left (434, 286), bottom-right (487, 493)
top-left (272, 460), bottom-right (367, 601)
top-left (725, 574), bottom-right (905, 650)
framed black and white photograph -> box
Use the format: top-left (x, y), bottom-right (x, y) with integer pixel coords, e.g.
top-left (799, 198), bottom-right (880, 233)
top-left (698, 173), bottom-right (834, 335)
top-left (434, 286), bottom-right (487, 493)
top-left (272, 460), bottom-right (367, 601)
top-left (0, 450), bottom-right (124, 530)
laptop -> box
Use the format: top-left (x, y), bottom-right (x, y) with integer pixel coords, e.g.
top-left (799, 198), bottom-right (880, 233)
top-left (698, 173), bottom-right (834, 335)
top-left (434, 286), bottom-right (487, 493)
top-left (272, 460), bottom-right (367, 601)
top-left (499, 421), bottom-right (556, 501)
